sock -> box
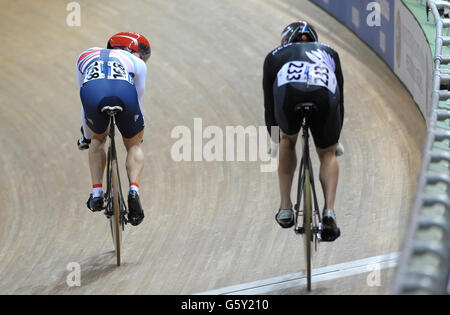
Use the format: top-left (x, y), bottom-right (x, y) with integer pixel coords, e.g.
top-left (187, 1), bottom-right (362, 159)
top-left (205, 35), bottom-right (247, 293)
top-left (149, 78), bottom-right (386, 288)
top-left (129, 182), bottom-right (140, 194)
top-left (323, 209), bottom-right (336, 221)
top-left (93, 184), bottom-right (104, 198)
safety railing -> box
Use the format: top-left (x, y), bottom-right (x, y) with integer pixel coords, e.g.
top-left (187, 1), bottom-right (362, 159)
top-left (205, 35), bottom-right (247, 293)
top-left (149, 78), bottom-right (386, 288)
top-left (393, 0), bottom-right (450, 295)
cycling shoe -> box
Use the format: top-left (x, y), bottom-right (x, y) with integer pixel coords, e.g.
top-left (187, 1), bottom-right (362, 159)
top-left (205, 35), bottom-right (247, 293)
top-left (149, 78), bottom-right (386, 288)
top-left (321, 209), bottom-right (341, 242)
top-left (87, 194), bottom-right (105, 212)
top-left (275, 209), bottom-right (295, 229)
top-left (127, 191), bottom-right (145, 226)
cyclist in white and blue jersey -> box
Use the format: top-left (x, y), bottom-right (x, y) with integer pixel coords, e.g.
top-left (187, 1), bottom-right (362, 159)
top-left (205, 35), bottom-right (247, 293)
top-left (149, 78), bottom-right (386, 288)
top-left (76, 32), bottom-right (150, 226)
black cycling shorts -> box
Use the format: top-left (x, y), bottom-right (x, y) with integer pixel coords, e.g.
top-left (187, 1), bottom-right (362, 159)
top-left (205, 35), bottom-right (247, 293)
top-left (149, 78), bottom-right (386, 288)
top-left (274, 83), bottom-right (343, 149)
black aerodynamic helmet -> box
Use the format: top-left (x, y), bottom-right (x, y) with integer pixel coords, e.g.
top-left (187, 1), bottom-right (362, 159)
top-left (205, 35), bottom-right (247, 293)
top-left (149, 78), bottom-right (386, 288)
top-left (281, 21), bottom-right (318, 45)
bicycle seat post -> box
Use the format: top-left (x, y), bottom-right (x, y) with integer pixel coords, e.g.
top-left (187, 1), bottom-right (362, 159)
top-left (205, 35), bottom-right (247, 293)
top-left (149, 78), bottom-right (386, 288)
top-left (294, 102), bottom-right (316, 139)
top-left (101, 106), bottom-right (123, 138)
top-left (295, 102), bottom-right (316, 124)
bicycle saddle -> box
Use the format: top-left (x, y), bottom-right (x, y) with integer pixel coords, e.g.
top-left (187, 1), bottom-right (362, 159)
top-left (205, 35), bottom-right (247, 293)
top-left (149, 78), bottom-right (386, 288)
top-left (99, 96), bottom-right (124, 115)
top-left (101, 106), bottom-right (124, 117)
top-left (294, 102), bottom-right (317, 112)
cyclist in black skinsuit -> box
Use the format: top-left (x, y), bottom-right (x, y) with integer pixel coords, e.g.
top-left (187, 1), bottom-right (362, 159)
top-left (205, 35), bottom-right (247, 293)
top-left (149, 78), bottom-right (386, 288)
top-left (263, 21), bottom-right (344, 242)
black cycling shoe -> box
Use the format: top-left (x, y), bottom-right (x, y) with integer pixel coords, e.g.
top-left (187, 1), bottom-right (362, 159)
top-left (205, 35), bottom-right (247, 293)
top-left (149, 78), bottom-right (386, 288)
top-left (77, 126), bottom-right (91, 151)
top-left (127, 191), bottom-right (144, 226)
top-left (321, 209), bottom-right (341, 242)
top-left (275, 209), bottom-right (295, 229)
top-left (77, 137), bottom-right (91, 151)
top-left (87, 194), bottom-right (105, 212)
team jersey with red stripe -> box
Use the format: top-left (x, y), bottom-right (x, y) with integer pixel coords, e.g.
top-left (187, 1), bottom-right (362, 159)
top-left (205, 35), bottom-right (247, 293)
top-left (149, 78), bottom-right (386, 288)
top-left (76, 47), bottom-right (148, 140)
top-left (76, 47), bottom-right (147, 105)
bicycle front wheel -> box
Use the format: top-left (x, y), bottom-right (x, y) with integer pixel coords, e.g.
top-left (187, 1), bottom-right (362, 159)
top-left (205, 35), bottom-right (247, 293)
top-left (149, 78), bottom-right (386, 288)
top-left (303, 169), bottom-right (313, 292)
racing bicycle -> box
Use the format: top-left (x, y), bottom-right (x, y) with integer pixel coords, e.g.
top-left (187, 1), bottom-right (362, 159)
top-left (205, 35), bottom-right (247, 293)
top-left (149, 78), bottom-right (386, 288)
top-left (102, 105), bottom-right (128, 266)
top-left (293, 102), bottom-right (323, 292)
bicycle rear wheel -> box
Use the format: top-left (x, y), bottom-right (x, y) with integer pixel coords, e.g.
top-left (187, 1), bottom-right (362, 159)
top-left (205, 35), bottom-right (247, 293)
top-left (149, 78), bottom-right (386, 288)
top-left (109, 156), bottom-right (122, 266)
top-left (303, 169), bottom-right (313, 292)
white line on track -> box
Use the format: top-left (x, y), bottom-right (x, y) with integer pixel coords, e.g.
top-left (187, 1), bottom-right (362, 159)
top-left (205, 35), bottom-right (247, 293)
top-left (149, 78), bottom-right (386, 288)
top-left (196, 252), bottom-right (399, 295)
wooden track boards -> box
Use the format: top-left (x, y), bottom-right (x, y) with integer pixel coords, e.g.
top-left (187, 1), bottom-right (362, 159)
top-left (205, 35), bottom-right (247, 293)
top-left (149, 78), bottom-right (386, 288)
top-left (0, 0), bottom-right (425, 294)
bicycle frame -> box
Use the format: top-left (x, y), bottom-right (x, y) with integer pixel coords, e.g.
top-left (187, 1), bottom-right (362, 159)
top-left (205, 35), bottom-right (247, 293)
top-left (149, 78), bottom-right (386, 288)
top-left (293, 104), bottom-right (323, 292)
top-left (103, 110), bottom-right (128, 266)
top-left (105, 114), bottom-right (127, 220)
top-left (294, 107), bottom-right (322, 240)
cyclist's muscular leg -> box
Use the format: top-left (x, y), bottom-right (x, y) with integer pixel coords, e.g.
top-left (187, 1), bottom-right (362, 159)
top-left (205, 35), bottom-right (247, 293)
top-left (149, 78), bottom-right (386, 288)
top-left (317, 144), bottom-right (341, 241)
top-left (123, 129), bottom-right (145, 226)
top-left (278, 131), bottom-right (299, 210)
top-left (88, 128), bottom-right (108, 186)
top-left (122, 129), bottom-right (145, 185)
top-left (86, 128), bottom-right (108, 212)
top-left (316, 144), bottom-right (339, 211)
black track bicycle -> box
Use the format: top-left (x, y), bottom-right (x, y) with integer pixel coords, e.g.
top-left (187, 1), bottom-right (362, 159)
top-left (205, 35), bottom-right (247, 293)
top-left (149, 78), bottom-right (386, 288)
top-left (102, 105), bottom-right (128, 266)
top-left (293, 102), bottom-right (323, 292)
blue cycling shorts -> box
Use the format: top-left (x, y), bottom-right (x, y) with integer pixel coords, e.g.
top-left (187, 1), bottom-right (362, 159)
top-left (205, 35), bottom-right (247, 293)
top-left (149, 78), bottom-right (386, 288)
top-left (80, 79), bottom-right (145, 139)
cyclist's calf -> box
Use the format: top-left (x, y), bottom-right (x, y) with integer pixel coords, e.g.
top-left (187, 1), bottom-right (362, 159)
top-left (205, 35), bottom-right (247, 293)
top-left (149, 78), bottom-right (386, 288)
top-left (316, 143), bottom-right (338, 159)
top-left (316, 144), bottom-right (339, 211)
top-left (122, 129), bottom-right (144, 150)
top-left (123, 129), bottom-right (145, 186)
top-left (280, 130), bottom-right (298, 148)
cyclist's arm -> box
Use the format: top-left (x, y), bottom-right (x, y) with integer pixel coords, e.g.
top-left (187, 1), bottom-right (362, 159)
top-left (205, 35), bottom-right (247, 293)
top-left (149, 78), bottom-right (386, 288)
top-left (334, 51), bottom-right (344, 108)
top-left (263, 54), bottom-right (278, 142)
top-left (75, 52), bottom-right (92, 139)
top-left (76, 69), bottom-right (83, 88)
top-left (76, 53), bottom-right (84, 89)
top-left (334, 51), bottom-right (344, 129)
top-left (80, 107), bottom-right (92, 139)
top-left (133, 57), bottom-right (147, 106)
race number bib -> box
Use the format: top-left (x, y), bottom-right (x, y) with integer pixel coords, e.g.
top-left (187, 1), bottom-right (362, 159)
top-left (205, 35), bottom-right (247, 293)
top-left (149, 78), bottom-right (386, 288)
top-left (277, 60), bottom-right (337, 94)
top-left (308, 64), bottom-right (337, 94)
top-left (83, 60), bottom-right (132, 84)
top-left (107, 61), bottom-right (129, 82)
top-left (277, 61), bottom-right (309, 86)
top-left (83, 61), bottom-right (105, 84)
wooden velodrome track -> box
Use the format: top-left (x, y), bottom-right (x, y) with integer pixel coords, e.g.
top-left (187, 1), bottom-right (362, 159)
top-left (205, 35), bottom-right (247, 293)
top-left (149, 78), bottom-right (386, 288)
top-left (0, 0), bottom-right (425, 294)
